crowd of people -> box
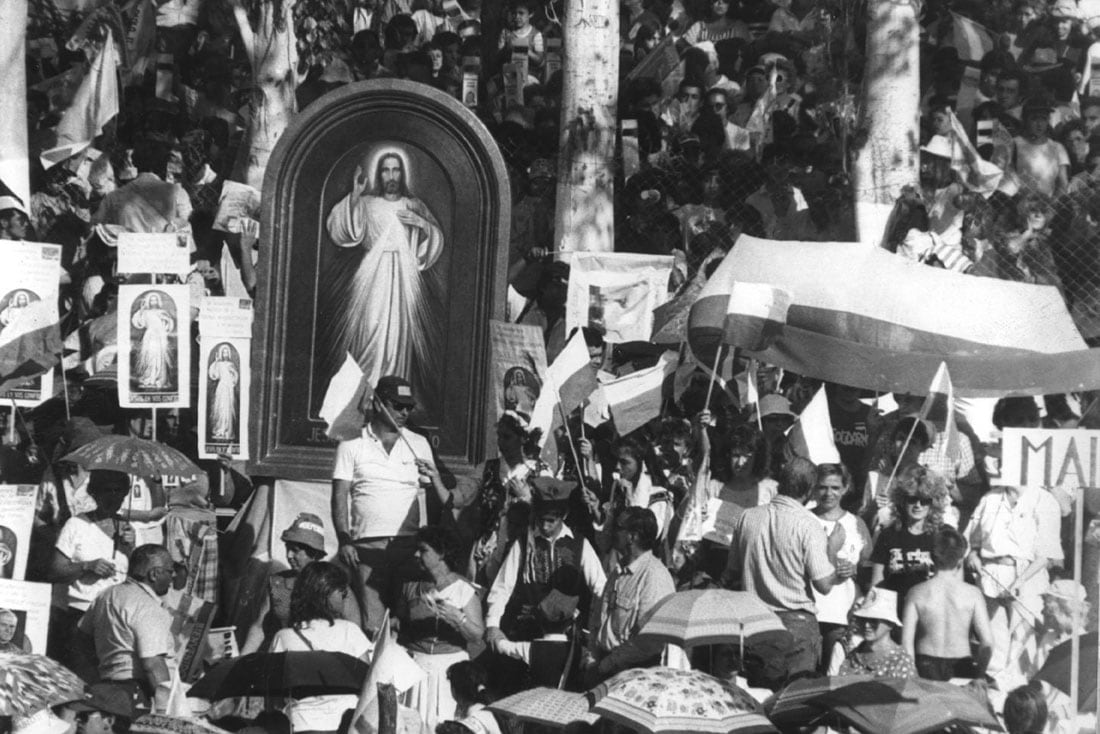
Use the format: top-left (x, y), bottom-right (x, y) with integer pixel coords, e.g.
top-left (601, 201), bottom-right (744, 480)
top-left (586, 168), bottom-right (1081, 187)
top-left (6, 0), bottom-right (1100, 733)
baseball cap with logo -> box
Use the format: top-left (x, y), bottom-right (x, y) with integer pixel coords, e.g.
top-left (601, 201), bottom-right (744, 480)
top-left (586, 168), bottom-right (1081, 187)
top-left (280, 512), bottom-right (326, 554)
top-left (375, 375), bottom-right (416, 408)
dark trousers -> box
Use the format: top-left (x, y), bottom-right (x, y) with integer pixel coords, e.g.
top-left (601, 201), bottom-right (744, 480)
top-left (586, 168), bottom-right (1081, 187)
top-left (348, 536), bottom-right (419, 636)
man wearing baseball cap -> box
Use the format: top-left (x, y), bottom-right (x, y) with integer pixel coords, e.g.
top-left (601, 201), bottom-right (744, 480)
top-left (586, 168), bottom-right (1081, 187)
top-left (332, 374), bottom-right (448, 637)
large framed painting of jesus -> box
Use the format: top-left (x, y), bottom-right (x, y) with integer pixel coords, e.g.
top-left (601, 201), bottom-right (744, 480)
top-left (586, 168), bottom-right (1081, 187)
top-left (250, 80), bottom-right (511, 480)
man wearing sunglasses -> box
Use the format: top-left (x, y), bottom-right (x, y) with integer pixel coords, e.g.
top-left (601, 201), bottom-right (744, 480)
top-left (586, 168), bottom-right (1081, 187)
top-left (332, 375), bottom-right (448, 638)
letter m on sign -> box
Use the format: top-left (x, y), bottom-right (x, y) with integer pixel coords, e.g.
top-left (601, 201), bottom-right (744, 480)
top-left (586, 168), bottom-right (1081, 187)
top-left (999, 428), bottom-right (1054, 488)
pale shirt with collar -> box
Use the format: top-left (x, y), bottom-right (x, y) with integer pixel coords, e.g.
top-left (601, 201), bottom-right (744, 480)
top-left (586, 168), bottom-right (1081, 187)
top-left (592, 549), bottom-right (675, 667)
top-left (78, 577), bottom-right (174, 681)
top-left (332, 424), bottom-right (434, 539)
top-left (485, 525), bottom-right (606, 629)
top-left (92, 172), bottom-right (193, 234)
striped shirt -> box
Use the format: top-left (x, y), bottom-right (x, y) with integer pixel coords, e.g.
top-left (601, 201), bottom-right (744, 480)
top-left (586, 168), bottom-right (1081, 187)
top-left (724, 495), bottom-right (835, 614)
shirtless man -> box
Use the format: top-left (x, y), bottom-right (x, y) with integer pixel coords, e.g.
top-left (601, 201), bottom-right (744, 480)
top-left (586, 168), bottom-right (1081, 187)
top-left (902, 526), bottom-right (994, 680)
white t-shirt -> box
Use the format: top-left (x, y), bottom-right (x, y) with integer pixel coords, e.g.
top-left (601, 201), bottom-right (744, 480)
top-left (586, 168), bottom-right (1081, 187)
top-left (271, 619), bottom-right (372, 733)
top-left (55, 514), bottom-right (129, 611)
top-left (333, 426), bottom-right (434, 539)
top-left (809, 510), bottom-right (868, 626)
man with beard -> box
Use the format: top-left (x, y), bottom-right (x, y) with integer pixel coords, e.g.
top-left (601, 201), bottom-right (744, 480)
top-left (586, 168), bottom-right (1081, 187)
top-left (325, 151), bottom-right (445, 396)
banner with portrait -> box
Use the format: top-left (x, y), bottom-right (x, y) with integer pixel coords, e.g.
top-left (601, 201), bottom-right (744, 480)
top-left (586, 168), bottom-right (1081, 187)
top-left (489, 320), bottom-right (548, 427)
top-left (0, 485), bottom-right (35, 580)
top-left (565, 252), bottom-right (674, 344)
top-left (117, 284), bottom-right (191, 408)
top-left (197, 337), bottom-right (250, 460)
top-left (0, 240), bottom-right (62, 406)
top-left (0, 579), bottom-right (51, 654)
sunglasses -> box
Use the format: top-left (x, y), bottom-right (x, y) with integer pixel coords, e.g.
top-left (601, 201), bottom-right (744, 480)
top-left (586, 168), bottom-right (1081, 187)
top-left (906, 495), bottom-right (931, 507)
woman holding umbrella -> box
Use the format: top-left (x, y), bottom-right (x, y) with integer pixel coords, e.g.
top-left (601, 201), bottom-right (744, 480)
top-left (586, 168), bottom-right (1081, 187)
top-left (270, 562), bottom-right (372, 734)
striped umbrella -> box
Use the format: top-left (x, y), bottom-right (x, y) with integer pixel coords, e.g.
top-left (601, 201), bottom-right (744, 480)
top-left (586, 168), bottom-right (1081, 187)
top-left (588, 667), bottom-right (776, 734)
top-left (488, 687), bottom-right (599, 729)
top-left (62, 434), bottom-right (200, 477)
top-left (637, 589), bottom-right (786, 649)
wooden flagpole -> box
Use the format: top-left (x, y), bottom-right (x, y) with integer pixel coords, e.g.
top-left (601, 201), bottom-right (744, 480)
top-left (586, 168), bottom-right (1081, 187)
top-left (703, 347), bottom-right (723, 410)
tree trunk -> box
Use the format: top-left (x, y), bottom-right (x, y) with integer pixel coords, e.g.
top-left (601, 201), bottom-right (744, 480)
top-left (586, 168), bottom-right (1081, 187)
top-left (851, 0), bottom-right (920, 247)
top-left (553, 0), bottom-right (619, 254)
top-left (0, 0), bottom-right (30, 209)
top-left (232, 0), bottom-right (299, 189)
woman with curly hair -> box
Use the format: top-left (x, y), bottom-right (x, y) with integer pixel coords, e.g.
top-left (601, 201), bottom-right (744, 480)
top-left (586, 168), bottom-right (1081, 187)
top-left (395, 526), bottom-right (484, 729)
top-left (271, 562), bottom-right (372, 734)
top-left (467, 411), bottom-right (547, 588)
top-left (869, 464), bottom-right (949, 615)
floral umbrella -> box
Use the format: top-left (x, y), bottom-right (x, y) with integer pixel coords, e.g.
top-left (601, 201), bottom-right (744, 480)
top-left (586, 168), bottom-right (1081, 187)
top-left (0, 653), bottom-right (85, 717)
top-left (488, 687), bottom-right (599, 729)
top-left (588, 667), bottom-right (776, 734)
top-left (62, 434), bottom-right (200, 477)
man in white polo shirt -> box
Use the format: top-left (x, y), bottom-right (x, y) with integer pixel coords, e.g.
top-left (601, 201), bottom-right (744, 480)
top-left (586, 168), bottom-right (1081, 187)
top-left (332, 375), bottom-right (443, 637)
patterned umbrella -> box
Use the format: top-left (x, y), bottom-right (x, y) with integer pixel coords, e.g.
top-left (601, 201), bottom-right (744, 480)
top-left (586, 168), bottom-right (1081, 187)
top-left (808, 678), bottom-right (1002, 734)
top-left (588, 667), bottom-right (776, 734)
top-left (636, 590), bottom-right (786, 648)
top-left (488, 687), bottom-right (598, 729)
top-left (764, 675), bottom-right (872, 729)
top-left (0, 653), bottom-right (85, 716)
top-left (62, 435), bottom-right (200, 477)
top-left (132, 713), bottom-right (230, 734)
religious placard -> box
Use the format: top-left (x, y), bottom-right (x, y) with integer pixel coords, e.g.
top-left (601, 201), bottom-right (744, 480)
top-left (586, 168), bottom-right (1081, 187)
top-left (0, 240), bottom-right (62, 406)
top-left (0, 579), bottom-right (51, 654)
top-left (999, 428), bottom-right (1100, 489)
top-left (199, 296), bottom-right (254, 338)
top-left (198, 337), bottom-right (250, 459)
top-left (116, 232), bottom-right (191, 276)
top-left (566, 252), bottom-right (674, 343)
top-left (117, 284), bottom-right (191, 408)
top-left (251, 80), bottom-right (510, 479)
top-left (0, 485), bottom-right (36, 580)
top-left (489, 321), bottom-right (548, 427)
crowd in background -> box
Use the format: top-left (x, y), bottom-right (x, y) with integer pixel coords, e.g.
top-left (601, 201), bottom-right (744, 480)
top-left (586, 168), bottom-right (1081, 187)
top-left (6, 0), bottom-right (1100, 734)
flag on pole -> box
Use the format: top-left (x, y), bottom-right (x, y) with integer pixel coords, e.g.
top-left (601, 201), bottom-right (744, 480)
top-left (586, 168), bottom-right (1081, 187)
top-left (350, 614), bottom-right (426, 734)
top-left (0, 180), bottom-right (26, 214)
top-left (918, 362), bottom-right (961, 466)
top-left (41, 31), bottom-right (121, 169)
top-left (725, 282), bottom-right (792, 351)
top-left (531, 329), bottom-right (600, 453)
top-left (950, 12), bottom-right (994, 62)
top-left (320, 353), bottom-right (372, 441)
top-left (787, 385), bottom-right (841, 464)
top-left (601, 352), bottom-right (678, 436)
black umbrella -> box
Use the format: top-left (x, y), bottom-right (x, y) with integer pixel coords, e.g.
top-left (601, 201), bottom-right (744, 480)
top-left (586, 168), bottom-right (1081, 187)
top-left (188, 651), bottom-right (369, 700)
top-left (1035, 631), bottom-right (1098, 712)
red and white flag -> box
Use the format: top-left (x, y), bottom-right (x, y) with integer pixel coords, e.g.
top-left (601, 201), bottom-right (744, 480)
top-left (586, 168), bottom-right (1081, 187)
top-left (725, 282), bottom-right (791, 351)
top-left (601, 351), bottom-right (678, 436)
top-left (787, 385), bottom-right (841, 464)
top-left (950, 12), bottom-right (994, 62)
top-left (531, 329), bottom-right (599, 455)
top-left (41, 30), bottom-right (120, 169)
top-left (350, 614), bottom-right (425, 734)
top-left (918, 361), bottom-right (961, 465)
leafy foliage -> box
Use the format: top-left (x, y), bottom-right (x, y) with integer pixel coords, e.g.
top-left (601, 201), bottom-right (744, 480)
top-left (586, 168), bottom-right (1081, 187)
top-left (292, 0), bottom-right (354, 71)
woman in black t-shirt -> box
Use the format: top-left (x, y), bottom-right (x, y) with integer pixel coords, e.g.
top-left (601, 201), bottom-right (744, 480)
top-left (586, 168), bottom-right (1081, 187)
top-left (870, 465), bottom-right (950, 611)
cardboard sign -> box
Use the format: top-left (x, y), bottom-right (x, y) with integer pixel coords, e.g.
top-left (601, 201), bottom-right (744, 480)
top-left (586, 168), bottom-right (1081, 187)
top-left (199, 297), bottom-right (254, 339)
top-left (462, 71), bottom-right (479, 108)
top-left (116, 232), bottom-right (191, 276)
top-left (544, 37), bottom-right (562, 82)
top-left (1090, 62), bottom-right (1100, 98)
top-left (0, 241), bottom-right (62, 406)
top-left (0, 485), bottom-right (35, 580)
top-left (117, 284), bottom-right (191, 408)
top-left (999, 428), bottom-right (1100, 489)
top-left (213, 181), bottom-right (262, 233)
top-left (0, 579), bottom-right (51, 654)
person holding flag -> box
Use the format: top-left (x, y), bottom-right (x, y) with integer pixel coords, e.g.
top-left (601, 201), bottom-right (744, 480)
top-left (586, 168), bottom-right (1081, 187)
top-left (332, 375), bottom-right (447, 638)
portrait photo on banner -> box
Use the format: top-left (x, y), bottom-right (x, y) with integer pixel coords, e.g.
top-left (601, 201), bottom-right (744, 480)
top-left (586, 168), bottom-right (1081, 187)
top-left (0, 241), bottom-right (62, 406)
top-left (489, 321), bottom-right (548, 425)
top-left (198, 336), bottom-right (250, 460)
top-left (312, 141), bottom-right (455, 434)
top-left (0, 579), bottom-right (50, 654)
top-left (118, 284), bottom-right (191, 408)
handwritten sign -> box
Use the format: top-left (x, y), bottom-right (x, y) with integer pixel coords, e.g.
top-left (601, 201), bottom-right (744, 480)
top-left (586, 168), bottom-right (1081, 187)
top-left (1000, 428), bottom-right (1100, 489)
top-left (199, 297), bottom-right (253, 339)
top-left (117, 232), bottom-right (191, 276)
